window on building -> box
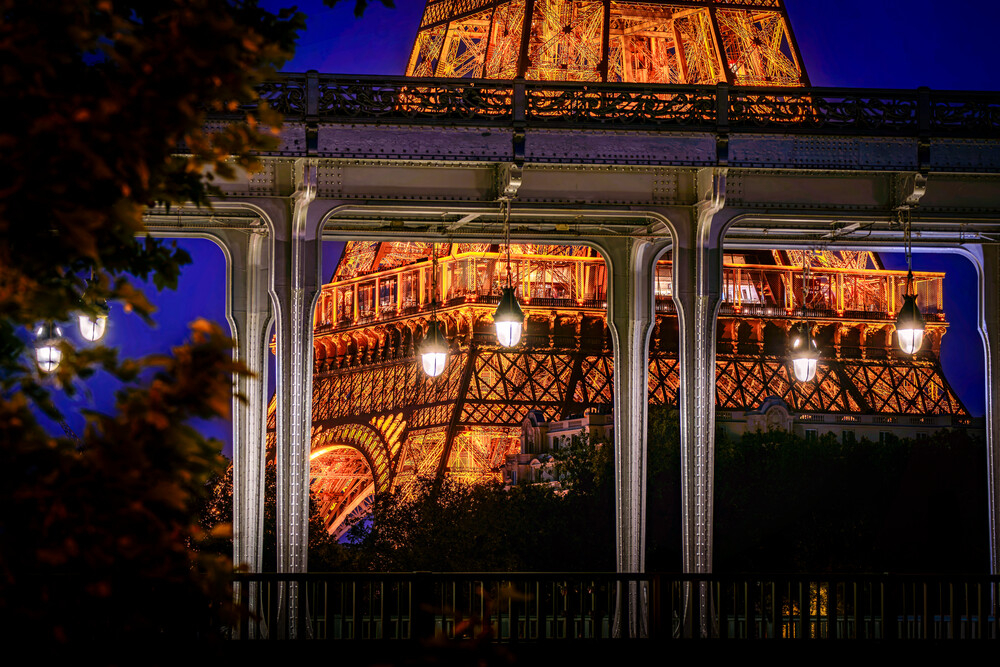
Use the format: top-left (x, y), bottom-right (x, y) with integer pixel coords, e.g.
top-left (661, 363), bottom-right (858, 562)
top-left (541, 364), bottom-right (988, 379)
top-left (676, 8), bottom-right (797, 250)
top-left (805, 429), bottom-right (817, 442)
top-left (842, 430), bottom-right (856, 445)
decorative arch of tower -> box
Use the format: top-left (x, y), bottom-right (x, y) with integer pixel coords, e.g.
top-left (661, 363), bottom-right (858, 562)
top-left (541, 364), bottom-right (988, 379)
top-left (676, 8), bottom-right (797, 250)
top-left (407, 0), bottom-right (809, 86)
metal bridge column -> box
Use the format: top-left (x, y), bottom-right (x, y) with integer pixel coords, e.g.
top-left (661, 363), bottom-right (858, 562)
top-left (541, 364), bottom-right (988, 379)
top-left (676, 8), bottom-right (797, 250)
top-left (269, 159), bottom-right (324, 638)
top-left (602, 235), bottom-right (659, 637)
top-left (670, 168), bottom-right (734, 636)
top-left (215, 227), bottom-right (273, 638)
top-left (980, 245), bottom-right (1000, 581)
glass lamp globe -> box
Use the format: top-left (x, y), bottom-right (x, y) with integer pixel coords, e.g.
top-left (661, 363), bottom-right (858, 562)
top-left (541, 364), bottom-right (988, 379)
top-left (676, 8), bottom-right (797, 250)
top-left (493, 286), bottom-right (524, 348)
top-left (35, 323), bottom-right (64, 373)
top-left (789, 322), bottom-right (818, 383)
top-left (895, 294), bottom-right (925, 355)
top-left (78, 303), bottom-right (109, 342)
top-left (419, 320), bottom-right (449, 377)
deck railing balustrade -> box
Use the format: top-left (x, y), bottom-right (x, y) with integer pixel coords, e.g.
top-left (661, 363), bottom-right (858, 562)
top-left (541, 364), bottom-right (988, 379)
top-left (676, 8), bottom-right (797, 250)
top-left (231, 572), bottom-right (999, 641)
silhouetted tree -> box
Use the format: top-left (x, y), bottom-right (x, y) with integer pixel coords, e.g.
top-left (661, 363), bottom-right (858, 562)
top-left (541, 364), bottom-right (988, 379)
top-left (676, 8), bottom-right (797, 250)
top-left (1, 321), bottom-right (246, 640)
top-left (0, 0), bottom-right (305, 641)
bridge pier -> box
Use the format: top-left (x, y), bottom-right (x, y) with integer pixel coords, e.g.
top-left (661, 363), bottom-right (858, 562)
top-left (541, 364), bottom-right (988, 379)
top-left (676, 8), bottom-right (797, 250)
top-left (601, 236), bottom-right (659, 637)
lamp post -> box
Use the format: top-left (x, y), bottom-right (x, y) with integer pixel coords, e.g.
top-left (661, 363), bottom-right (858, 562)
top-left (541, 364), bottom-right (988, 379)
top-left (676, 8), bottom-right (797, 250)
top-left (419, 243), bottom-right (448, 377)
top-left (494, 198), bottom-right (524, 347)
top-left (896, 210), bottom-right (925, 355)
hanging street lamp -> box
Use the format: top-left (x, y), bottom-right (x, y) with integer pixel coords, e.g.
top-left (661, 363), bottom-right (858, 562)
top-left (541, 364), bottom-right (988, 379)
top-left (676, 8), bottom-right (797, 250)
top-left (895, 292), bottom-right (925, 355)
top-left (34, 322), bottom-right (64, 373)
top-left (896, 210), bottom-right (925, 355)
top-left (420, 319), bottom-right (449, 377)
top-left (420, 243), bottom-right (448, 377)
top-left (78, 273), bottom-right (109, 342)
top-left (494, 198), bottom-right (524, 347)
top-left (494, 286), bottom-right (524, 347)
top-left (789, 321), bottom-right (818, 383)
top-left (789, 250), bottom-right (818, 383)
top-left (78, 301), bottom-right (110, 342)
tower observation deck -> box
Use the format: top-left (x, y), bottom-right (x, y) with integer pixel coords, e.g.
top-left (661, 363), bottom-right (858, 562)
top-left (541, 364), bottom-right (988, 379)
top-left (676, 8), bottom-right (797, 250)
top-left (263, 1), bottom-right (969, 539)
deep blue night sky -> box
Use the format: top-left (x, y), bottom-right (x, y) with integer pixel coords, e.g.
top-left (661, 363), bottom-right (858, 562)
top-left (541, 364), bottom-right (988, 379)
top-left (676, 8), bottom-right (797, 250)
top-left (41, 1), bottom-right (997, 449)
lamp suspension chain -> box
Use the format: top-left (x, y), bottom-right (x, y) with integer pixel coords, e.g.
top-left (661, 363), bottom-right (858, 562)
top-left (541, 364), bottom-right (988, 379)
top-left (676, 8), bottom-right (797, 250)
top-left (789, 247), bottom-right (818, 383)
top-left (431, 240), bottom-right (438, 310)
top-left (895, 207), bottom-right (926, 355)
top-left (419, 241), bottom-right (449, 377)
top-left (803, 248), bottom-right (811, 313)
top-left (904, 208), bottom-right (914, 293)
top-left (504, 197), bottom-right (512, 288)
top-left (493, 197), bottom-right (524, 348)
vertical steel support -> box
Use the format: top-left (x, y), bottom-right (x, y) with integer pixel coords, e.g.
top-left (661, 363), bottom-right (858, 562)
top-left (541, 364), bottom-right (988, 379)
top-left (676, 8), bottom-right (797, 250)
top-left (600, 0), bottom-right (611, 82)
top-left (270, 159), bottom-right (323, 638)
top-left (708, 7), bottom-right (735, 85)
top-left (980, 246), bottom-right (1000, 582)
top-left (515, 0), bottom-right (536, 78)
top-left (601, 236), bottom-right (660, 637)
top-left (670, 168), bottom-right (731, 636)
top-left (219, 227), bottom-right (273, 639)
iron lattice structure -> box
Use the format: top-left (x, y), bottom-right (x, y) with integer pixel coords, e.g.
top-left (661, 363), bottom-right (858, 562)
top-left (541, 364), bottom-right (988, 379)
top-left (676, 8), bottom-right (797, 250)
top-left (269, 243), bottom-right (968, 538)
top-left (406, 0), bottom-right (809, 86)
top-left (266, 4), bottom-right (965, 538)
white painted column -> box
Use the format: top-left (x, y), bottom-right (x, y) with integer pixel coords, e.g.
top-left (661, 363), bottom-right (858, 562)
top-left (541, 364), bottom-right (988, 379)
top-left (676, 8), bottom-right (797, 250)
top-left (601, 236), bottom-right (662, 638)
top-left (214, 227), bottom-right (272, 639)
top-left (268, 159), bottom-right (324, 638)
top-left (979, 245), bottom-right (1000, 579)
top-left (667, 168), bottom-right (734, 636)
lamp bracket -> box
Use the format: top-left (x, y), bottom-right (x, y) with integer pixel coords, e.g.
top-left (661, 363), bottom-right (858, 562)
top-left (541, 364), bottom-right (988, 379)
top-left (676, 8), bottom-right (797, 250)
top-left (499, 161), bottom-right (523, 199)
top-left (896, 171), bottom-right (928, 210)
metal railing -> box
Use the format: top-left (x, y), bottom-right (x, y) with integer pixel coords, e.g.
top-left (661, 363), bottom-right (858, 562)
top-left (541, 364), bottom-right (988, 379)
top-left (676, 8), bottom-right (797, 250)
top-left (230, 572), bottom-right (1000, 641)
top-left (236, 73), bottom-right (1000, 139)
top-left (315, 289), bottom-right (608, 333)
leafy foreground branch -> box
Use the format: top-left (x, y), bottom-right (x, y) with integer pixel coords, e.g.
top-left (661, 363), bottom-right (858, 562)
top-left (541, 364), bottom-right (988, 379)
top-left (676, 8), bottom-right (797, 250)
top-left (0, 321), bottom-right (246, 642)
top-left (0, 0), bottom-right (303, 382)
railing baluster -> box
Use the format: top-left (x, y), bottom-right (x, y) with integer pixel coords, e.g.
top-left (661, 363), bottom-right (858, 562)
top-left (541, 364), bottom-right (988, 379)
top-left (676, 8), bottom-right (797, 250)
top-left (733, 579), bottom-right (756, 639)
top-left (977, 581), bottom-right (984, 640)
top-left (948, 581), bottom-right (955, 639)
top-left (224, 573), bottom-right (1000, 643)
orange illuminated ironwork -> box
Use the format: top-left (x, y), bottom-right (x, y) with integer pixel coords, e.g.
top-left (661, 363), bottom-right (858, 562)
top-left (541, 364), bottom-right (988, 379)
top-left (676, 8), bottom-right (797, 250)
top-left (273, 4), bottom-right (964, 537)
top-left (407, 0), bottom-right (808, 86)
top-left (264, 243), bottom-right (967, 537)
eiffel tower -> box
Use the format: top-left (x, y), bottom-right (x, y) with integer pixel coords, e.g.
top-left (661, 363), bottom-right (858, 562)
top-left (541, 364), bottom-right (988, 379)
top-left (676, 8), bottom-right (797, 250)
top-left (271, 2), bottom-right (968, 539)
top-left (407, 0), bottom-right (809, 85)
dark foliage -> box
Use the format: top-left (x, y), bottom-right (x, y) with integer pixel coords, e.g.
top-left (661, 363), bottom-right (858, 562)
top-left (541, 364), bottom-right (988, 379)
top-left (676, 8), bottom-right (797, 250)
top-left (204, 410), bottom-right (988, 575)
top-left (642, 411), bottom-right (989, 573)
top-left (0, 0), bottom-right (309, 642)
top-left (0, 322), bottom-right (245, 640)
top-left (346, 475), bottom-right (616, 572)
top-left (199, 460), bottom-right (353, 572)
